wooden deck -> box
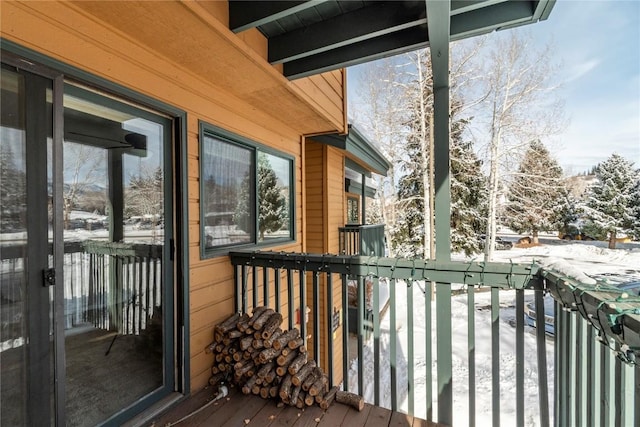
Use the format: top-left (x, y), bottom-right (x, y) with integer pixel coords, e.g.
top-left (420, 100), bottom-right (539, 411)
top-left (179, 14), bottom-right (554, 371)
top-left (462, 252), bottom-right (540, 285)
top-left (148, 386), bottom-right (445, 427)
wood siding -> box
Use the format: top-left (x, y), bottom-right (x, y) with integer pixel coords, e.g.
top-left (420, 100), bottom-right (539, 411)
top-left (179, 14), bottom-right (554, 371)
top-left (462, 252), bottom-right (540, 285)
top-left (304, 141), bottom-right (346, 385)
top-left (1, 1), bottom-right (346, 394)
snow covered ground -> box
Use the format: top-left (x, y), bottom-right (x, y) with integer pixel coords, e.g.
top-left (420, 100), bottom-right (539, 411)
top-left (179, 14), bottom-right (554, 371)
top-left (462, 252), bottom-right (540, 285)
top-left (348, 240), bottom-right (640, 426)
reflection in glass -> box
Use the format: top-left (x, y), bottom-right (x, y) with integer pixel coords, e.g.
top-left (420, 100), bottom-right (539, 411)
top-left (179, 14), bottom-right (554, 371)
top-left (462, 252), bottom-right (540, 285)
top-left (62, 85), bottom-right (165, 426)
top-left (202, 136), bottom-right (252, 248)
top-left (257, 151), bottom-right (290, 241)
top-left (0, 67), bottom-right (28, 427)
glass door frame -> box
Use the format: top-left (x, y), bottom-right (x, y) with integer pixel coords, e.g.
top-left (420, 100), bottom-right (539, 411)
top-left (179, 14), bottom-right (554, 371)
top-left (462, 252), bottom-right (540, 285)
top-left (1, 44), bottom-right (189, 425)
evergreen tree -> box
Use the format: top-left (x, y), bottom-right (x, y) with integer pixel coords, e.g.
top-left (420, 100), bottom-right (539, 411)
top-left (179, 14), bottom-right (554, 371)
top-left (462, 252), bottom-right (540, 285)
top-left (505, 140), bottom-right (565, 244)
top-left (0, 144), bottom-right (27, 231)
top-left (257, 154), bottom-right (287, 240)
top-left (583, 154), bottom-right (637, 248)
top-left (631, 176), bottom-right (640, 240)
top-left (235, 154), bottom-right (287, 241)
top-left (392, 53), bottom-right (486, 257)
top-left (450, 133), bottom-right (488, 256)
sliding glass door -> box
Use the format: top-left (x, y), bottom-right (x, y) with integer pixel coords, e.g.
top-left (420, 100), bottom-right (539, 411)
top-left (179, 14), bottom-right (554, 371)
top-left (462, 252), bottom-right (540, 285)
top-left (0, 60), bottom-right (175, 426)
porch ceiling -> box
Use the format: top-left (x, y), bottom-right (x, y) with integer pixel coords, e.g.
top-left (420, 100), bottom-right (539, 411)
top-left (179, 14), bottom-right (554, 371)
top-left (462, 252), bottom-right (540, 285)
top-left (229, 0), bottom-right (556, 79)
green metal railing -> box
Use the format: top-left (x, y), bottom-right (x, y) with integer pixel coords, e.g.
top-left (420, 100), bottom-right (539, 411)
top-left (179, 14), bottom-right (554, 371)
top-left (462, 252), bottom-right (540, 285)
top-left (542, 270), bottom-right (640, 427)
top-left (230, 250), bottom-right (552, 425)
top-left (338, 224), bottom-right (386, 256)
top-left (230, 250), bottom-right (639, 426)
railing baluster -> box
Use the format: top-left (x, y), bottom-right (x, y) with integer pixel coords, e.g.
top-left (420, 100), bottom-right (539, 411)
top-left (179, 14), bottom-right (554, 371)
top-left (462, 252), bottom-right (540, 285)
top-left (468, 284), bottom-right (475, 427)
top-left (252, 265), bottom-right (258, 310)
top-left (534, 290), bottom-right (549, 427)
top-left (634, 364), bottom-right (639, 427)
top-left (407, 280), bottom-right (414, 415)
top-left (299, 269), bottom-right (307, 345)
top-left (614, 343), bottom-right (623, 427)
top-left (263, 267), bottom-right (269, 308)
top-left (146, 254), bottom-right (151, 328)
top-left (357, 275), bottom-right (364, 396)
top-left (326, 272), bottom-right (334, 386)
top-left (576, 316), bottom-right (584, 427)
top-left (426, 281), bottom-right (433, 421)
top-left (341, 273), bottom-right (349, 392)
top-left (275, 268), bottom-right (281, 313)
top-left (586, 325), bottom-right (596, 427)
top-left (435, 281), bottom-right (453, 425)
top-left (310, 271), bottom-right (319, 375)
top-left (516, 288), bottom-right (524, 427)
top-left (373, 276), bottom-right (380, 406)
top-left (601, 339), bottom-right (612, 426)
top-left (287, 269), bottom-right (294, 330)
top-left (390, 277), bottom-right (397, 411)
top-left (491, 286), bottom-right (500, 427)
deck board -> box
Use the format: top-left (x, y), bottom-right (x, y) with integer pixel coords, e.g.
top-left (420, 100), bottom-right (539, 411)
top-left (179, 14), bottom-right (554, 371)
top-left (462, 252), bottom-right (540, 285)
top-left (148, 386), bottom-right (448, 427)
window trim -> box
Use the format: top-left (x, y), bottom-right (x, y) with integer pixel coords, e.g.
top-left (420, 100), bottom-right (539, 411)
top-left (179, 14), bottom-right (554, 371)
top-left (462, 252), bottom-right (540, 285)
top-left (199, 122), bottom-right (295, 258)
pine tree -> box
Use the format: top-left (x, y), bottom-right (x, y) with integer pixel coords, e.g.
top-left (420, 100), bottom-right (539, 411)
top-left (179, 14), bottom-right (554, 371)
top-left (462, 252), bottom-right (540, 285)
top-left (450, 132), bottom-right (487, 256)
top-left (257, 154), bottom-right (287, 241)
top-left (505, 140), bottom-right (565, 244)
top-left (583, 154), bottom-right (637, 248)
top-left (0, 144), bottom-right (27, 231)
top-left (631, 176), bottom-right (640, 240)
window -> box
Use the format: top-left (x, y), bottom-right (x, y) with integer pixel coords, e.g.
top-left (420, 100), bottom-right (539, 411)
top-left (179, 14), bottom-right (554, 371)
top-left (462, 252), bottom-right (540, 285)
top-left (200, 124), bottom-right (294, 255)
top-left (347, 196), bottom-right (360, 224)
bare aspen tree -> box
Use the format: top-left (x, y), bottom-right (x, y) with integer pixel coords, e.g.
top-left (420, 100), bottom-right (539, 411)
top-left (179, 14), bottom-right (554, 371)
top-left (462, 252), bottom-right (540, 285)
top-left (349, 58), bottom-right (410, 257)
top-left (63, 142), bottom-right (105, 229)
top-left (470, 33), bottom-right (564, 260)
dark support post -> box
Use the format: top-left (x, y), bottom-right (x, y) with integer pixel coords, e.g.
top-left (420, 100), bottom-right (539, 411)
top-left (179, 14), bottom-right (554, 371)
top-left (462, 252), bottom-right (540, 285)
top-left (341, 273), bottom-right (349, 391)
top-left (516, 289), bottom-right (524, 427)
top-left (312, 272), bottom-right (320, 364)
top-left (108, 150), bottom-right (124, 332)
top-left (326, 273), bottom-right (334, 386)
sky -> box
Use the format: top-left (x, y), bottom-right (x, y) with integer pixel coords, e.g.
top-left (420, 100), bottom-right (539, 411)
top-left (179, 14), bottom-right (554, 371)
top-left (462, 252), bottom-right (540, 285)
top-left (347, 0), bottom-right (640, 176)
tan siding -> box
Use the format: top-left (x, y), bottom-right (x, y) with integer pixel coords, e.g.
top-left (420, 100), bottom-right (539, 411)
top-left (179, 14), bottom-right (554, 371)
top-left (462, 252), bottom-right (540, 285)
top-left (1, 0), bottom-right (349, 398)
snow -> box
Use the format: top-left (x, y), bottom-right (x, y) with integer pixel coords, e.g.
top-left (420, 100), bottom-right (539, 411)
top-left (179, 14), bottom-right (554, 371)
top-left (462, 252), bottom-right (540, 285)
top-left (347, 241), bottom-right (640, 426)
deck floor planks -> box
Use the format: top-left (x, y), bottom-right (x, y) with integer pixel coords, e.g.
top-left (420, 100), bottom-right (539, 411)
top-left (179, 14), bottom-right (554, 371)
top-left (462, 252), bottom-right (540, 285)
top-left (219, 393), bottom-right (272, 427)
top-left (246, 397), bottom-right (286, 426)
top-left (147, 387), bottom-right (448, 427)
top-left (389, 410), bottom-right (414, 427)
top-left (291, 404), bottom-right (325, 427)
top-left (200, 390), bottom-right (266, 426)
top-left (316, 400), bottom-right (350, 426)
top-left (366, 404), bottom-right (393, 427)
top-left (340, 402), bottom-right (372, 426)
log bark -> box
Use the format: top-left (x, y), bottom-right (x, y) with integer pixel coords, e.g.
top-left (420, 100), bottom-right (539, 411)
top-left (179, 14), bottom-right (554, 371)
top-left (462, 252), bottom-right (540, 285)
top-left (208, 372), bottom-right (226, 388)
top-left (287, 352), bottom-right (308, 376)
top-left (241, 375), bottom-right (258, 395)
top-left (304, 393), bottom-right (315, 406)
top-left (263, 328), bottom-right (282, 348)
top-left (227, 329), bottom-right (243, 339)
top-left (252, 308), bottom-right (275, 330)
top-left (276, 350), bottom-right (298, 368)
top-left (215, 313), bottom-right (240, 334)
top-left (258, 347), bottom-right (283, 364)
top-left (287, 337), bottom-right (304, 350)
top-left (302, 367), bottom-right (323, 391)
top-left (261, 313), bottom-right (283, 339)
top-left (278, 374), bottom-right (293, 400)
top-left (290, 384), bottom-right (302, 406)
top-left (320, 387), bottom-right (338, 410)
top-left (336, 390), bottom-right (364, 411)
top-left (292, 360), bottom-right (316, 386)
top-left (309, 375), bottom-right (328, 397)
top-left (252, 339), bottom-right (264, 349)
top-left (273, 329), bottom-right (300, 350)
top-left (250, 306), bottom-right (269, 322)
top-left (257, 361), bottom-right (275, 378)
top-left (240, 336), bottom-right (253, 351)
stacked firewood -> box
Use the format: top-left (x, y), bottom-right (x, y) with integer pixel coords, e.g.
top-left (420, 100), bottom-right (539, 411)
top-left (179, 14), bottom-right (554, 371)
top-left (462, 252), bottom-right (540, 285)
top-left (206, 306), bottom-right (363, 411)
